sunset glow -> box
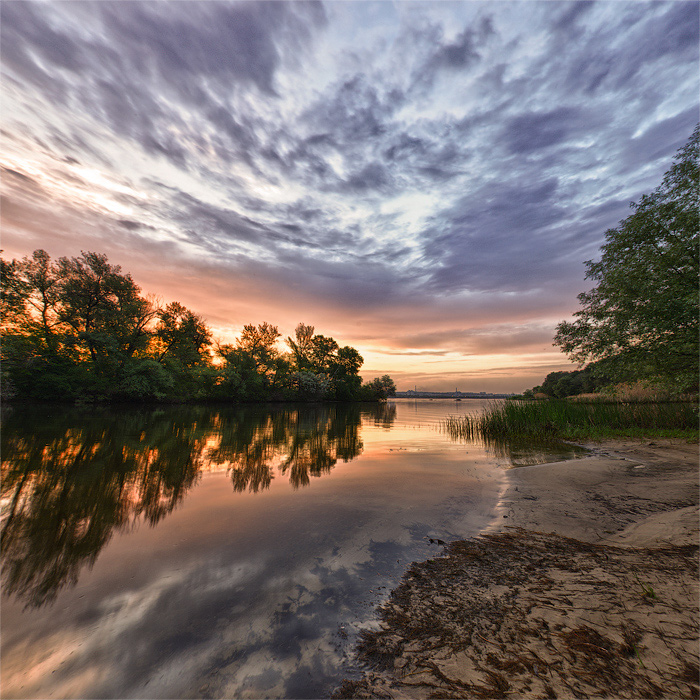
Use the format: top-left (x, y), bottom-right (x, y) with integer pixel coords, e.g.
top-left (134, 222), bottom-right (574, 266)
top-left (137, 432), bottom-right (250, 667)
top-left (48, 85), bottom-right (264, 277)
top-left (2, 0), bottom-right (698, 391)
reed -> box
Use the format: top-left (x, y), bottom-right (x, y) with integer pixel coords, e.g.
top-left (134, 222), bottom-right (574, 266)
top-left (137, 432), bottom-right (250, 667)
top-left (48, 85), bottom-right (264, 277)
top-left (443, 400), bottom-right (699, 441)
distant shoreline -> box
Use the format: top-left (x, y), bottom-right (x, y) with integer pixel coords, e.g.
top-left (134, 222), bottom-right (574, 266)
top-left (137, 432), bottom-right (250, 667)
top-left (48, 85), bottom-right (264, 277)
top-left (3, 393), bottom-right (511, 406)
top-left (2, 396), bottom-right (392, 407)
top-left (393, 392), bottom-right (515, 399)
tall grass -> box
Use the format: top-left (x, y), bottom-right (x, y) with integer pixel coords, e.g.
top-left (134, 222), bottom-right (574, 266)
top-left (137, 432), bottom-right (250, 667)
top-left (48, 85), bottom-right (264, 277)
top-left (572, 380), bottom-right (696, 404)
top-left (443, 400), bottom-right (699, 442)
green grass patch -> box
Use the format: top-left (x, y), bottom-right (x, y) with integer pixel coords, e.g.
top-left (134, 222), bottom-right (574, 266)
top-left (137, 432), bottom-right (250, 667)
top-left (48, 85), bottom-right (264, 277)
top-left (443, 400), bottom-right (699, 442)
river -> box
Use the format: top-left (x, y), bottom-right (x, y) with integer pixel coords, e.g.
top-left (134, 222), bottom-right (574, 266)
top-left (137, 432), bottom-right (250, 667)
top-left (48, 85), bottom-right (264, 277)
top-left (1, 399), bottom-right (583, 699)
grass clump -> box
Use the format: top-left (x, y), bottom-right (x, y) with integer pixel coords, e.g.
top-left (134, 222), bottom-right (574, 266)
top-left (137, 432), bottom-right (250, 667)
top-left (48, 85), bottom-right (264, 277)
top-left (443, 400), bottom-right (698, 441)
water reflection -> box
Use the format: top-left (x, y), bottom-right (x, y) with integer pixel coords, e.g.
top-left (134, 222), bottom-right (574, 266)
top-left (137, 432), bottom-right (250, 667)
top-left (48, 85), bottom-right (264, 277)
top-left (1, 407), bottom-right (208, 608)
top-left (438, 409), bottom-right (588, 467)
top-left (1, 404), bottom-right (385, 608)
top-left (366, 402), bottom-right (397, 429)
top-left (208, 405), bottom-right (366, 492)
top-left (0, 400), bottom-right (532, 699)
top-left (482, 435), bottom-right (589, 467)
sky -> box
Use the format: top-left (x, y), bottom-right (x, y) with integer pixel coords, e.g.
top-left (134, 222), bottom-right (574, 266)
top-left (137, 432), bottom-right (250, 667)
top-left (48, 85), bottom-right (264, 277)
top-left (1, 0), bottom-right (698, 392)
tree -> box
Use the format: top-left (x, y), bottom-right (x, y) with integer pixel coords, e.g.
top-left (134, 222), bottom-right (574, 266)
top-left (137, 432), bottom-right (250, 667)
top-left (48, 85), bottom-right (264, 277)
top-left (1, 251), bottom-right (392, 404)
top-left (56, 251), bottom-right (156, 369)
top-left (361, 374), bottom-right (396, 400)
top-left (286, 323), bottom-right (315, 370)
top-left (308, 335), bottom-right (339, 373)
top-left (217, 322), bottom-right (284, 399)
top-left (155, 302), bottom-right (211, 368)
top-left (1, 249), bottom-right (172, 400)
top-left (236, 322), bottom-right (281, 369)
top-left (2, 250), bottom-right (86, 399)
top-left (15, 251), bottom-right (64, 348)
top-left (291, 370), bottom-right (332, 400)
top-left (328, 346), bottom-right (364, 399)
top-left (554, 126), bottom-right (699, 391)
top-left (1, 257), bottom-right (26, 330)
top-left (1, 250), bottom-right (67, 351)
top-left (286, 325), bottom-right (365, 399)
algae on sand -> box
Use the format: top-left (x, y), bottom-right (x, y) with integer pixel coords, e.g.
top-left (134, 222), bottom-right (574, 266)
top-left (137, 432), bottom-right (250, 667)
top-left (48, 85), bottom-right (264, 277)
top-left (333, 529), bottom-right (699, 699)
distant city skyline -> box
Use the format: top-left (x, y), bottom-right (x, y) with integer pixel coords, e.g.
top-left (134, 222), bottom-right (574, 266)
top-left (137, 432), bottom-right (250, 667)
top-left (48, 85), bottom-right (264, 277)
top-left (2, 1), bottom-right (698, 392)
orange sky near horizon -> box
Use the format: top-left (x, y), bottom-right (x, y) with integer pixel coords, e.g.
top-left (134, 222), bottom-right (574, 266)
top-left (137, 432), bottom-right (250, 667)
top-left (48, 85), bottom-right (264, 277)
top-left (0, 223), bottom-right (581, 394)
top-left (2, 1), bottom-right (696, 392)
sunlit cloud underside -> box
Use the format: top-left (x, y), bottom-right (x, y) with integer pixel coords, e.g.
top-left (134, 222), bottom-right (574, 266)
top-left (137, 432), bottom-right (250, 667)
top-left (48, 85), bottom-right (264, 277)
top-left (1, 0), bottom-right (698, 391)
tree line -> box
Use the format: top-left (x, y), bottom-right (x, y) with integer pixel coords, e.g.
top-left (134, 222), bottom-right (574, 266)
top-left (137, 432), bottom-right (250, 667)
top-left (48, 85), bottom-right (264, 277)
top-left (1, 250), bottom-right (396, 403)
top-left (526, 126), bottom-right (698, 400)
top-left (521, 358), bottom-right (616, 399)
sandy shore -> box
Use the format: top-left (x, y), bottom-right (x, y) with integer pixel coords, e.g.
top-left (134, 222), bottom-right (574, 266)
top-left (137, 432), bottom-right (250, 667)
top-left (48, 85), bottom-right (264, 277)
top-left (333, 439), bottom-right (699, 699)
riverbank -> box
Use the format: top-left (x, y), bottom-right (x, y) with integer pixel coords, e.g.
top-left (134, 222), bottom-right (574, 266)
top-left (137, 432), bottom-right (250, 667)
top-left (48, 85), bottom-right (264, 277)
top-left (333, 439), bottom-right (699, 699)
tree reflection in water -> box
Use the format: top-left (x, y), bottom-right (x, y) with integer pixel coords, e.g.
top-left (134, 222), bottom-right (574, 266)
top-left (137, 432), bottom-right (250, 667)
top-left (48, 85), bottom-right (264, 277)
top-left (1, 406), bottom-right (212, 608)
top-left (0, 403), bottom-right (391, 607)
top-left (366, 401), bottom-right (397, 429)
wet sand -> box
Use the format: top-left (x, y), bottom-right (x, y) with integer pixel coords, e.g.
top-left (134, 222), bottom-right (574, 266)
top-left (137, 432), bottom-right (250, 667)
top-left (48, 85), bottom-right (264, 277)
top-left (333, 439), bottom-right (699, 699)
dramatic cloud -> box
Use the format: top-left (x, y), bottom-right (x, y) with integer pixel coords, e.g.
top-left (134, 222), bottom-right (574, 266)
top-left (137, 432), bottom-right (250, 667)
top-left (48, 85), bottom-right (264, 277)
top-left (1, 0), bottom-right (698, 391)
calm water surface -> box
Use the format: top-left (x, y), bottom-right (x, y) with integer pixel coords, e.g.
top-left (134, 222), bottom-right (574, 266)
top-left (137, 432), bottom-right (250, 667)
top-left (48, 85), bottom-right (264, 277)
top-left (1, 399), bottom-right (583, 699)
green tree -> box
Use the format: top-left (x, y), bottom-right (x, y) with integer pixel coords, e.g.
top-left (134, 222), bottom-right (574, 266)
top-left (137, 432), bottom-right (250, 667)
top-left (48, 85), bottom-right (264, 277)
top-left (290, 370), bottom-right (332, 400)
top-left (308, 334), bottom-right (339, 372)
top-left (1, 250), bottom-right (182, 400)
top-left (361, 374), bottom-right (397, 400)
top-left (9, 251), bottom-right (64, 351)
top-left (1, 250), bottom-right (82, 399)
top-left (155, 302), bottom-right (211, 368)
top-left (286, 323), bottom-right (315, 370)
top-left (2, 249), bottom-right (392, 403)
top-left (1, 250), bottom-right (68, 353)
top-left (1, 256), bottom-right (27, 331)
top-left (218, 322), bottom-right (284, 399)
top-left (555, 126), bottom-right (699, 391)
top-left (57, 251), bottom-right (156, 369)
top-left (286, 325), bottom-right (365, 399)
top-left (236, 322), bottom-right (281, 372)
top-left (328, 346), bottom-right (364, 399)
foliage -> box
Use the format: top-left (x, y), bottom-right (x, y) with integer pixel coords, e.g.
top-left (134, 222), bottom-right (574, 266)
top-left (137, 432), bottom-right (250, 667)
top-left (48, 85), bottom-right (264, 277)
top-left (2, 250), bottom-right (394, 403)
top-left (286, 323), bottom-right (315, 369)
top-left (443, 400), bottom-right (698, 442)
top-left (155, 302), bottom-right (211, 369)
top-left (114, 358), bottom-right (175, 401)
top-left (291, 371), bottom-right (332, 400)
top-left (524, 358), bottom-right (615, 399)
top-left (555, 126), bottom-right (699, 391)
top-left (359, 374), bottom-right (397, 400)
top-left (57, 251), bottom-right (157, 367)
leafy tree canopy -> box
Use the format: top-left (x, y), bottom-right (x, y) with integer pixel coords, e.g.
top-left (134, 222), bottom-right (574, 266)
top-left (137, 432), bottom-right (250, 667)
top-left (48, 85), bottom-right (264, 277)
top-left (554, 126), bottom-right (699, 391)
top-left (155, 302), bottom-right (211, 369)
top-left (2, 252), bottom-right (392, 402)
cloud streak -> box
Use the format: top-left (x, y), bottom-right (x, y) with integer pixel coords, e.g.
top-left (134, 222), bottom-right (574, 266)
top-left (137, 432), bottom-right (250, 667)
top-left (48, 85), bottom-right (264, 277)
top-left (1, 0), bottom-right (698, 390)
